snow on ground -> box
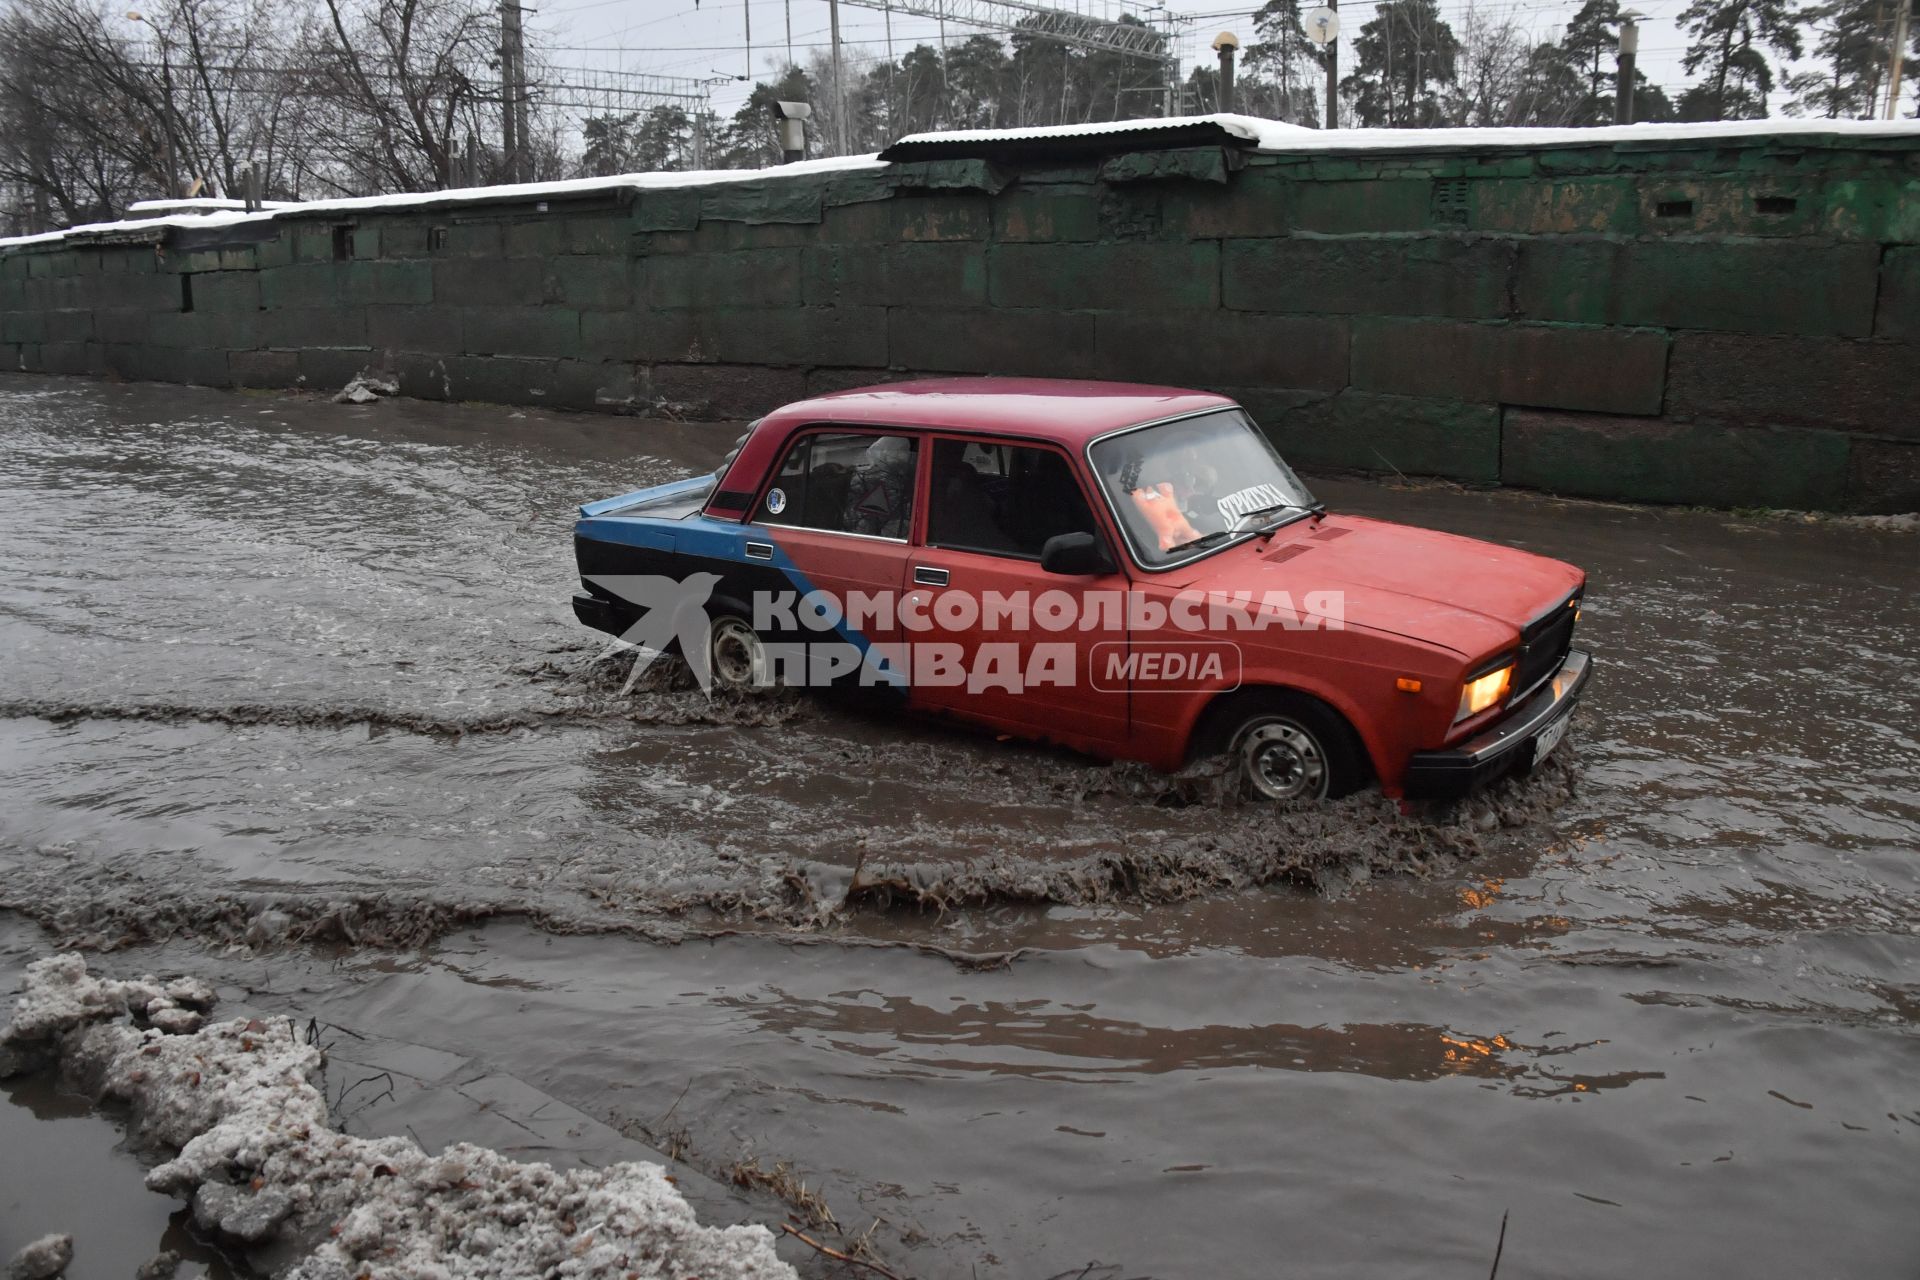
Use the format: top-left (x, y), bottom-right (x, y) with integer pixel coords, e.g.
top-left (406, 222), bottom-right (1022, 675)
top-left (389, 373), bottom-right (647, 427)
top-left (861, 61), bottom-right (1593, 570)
top-left (0, 955), bottom-right (796, 1280)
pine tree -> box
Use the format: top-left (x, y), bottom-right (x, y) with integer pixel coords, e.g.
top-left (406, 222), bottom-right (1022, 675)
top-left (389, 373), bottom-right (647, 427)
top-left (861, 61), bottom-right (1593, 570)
top-left (1342, 0), bottom-right (1463, 126)
top-left (1676, 0), bottom-right (1805, 119)
top-left (1785, 0), bottom-right (1892, 117)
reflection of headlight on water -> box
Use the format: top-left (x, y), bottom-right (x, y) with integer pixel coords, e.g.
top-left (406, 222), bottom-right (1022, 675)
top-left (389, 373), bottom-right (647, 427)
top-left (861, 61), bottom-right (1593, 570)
top-left (1456, 663), bottom-right (1513, 721)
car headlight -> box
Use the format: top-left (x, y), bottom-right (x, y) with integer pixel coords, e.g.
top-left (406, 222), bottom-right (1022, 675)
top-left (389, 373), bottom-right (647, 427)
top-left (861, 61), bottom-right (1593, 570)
top-left (1456, 663), bottom-right (1513, 722)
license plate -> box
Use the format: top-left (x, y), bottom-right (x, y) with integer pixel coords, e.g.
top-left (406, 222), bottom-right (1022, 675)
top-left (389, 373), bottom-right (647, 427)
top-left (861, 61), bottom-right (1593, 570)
top-left (1533, 714), bottom-right (1570, 765)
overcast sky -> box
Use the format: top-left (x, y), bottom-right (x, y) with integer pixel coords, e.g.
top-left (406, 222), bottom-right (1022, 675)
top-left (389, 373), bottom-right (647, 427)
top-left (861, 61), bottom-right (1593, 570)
top-left (527, 0), bottom-right (1771, 129)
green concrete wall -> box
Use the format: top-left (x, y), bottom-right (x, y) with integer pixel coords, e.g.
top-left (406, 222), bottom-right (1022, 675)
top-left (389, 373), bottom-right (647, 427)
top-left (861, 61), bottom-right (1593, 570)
top-left (3, 132), bottom-right (1917, 512)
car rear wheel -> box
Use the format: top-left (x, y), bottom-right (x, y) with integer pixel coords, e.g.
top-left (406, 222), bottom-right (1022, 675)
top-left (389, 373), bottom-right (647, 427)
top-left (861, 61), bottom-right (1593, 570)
top-left (705, 613), bottom-right (769, 692)
top-left (1213, 693), bottom-right (1365, 804)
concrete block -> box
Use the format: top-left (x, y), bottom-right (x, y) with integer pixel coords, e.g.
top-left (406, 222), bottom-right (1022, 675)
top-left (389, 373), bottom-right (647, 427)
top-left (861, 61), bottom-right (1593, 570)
top-left (231, 349), bottom-right (300, 388)
top-left (344, 260), bottom-right (433, 306)
top-left (44, 310), bottom-right (94, 344)
top-left (1876, 247), bottom-right (1919, 339)
top-left (1259, 390), bottom-right (1501, 480)
top-left (805, 366), bottom-right (913, 397)
top-left (432, 353), bottom-right (560, 408)
top-left (1667, 333), bottom-right (1918, 439)
top-left (258, 307), bottom-right (366, 349)
top-left (459, 307), bottom-right (581, 358)
top-left (1845, 438), bottom-right (1920, 513)
top-left (1821, 175), bottom-right (1920, 243)
top-left (259, 264), bottom-right (339, 310)
top-left (893, 195), bottom-right (991, 242)
top-left (1351, 318), bottom-right (1668, 414)
top-left (697, 306), bottom-right (888, 367)
top-left (990, 242), bottom-right (1219, 310)
top-left (1502, 408), bottom-right (1852, 509)
top-left (194, 271), bottom-right (261, 312)
top-left (542, 256), bottom-right (635, 309)
top-left (992, 191), bottom-right (1102, 242)
top-left (565, 217), bottom-right (636, 255)
top-left (504, 218), bottom-right (568, 258)
top-left (39, 342), bottom-right (89, 375)
top-left (373, 220), bottom-right (432, 258)
top-left (649, 363), bottom-right (807, 417)
top-left (297, 346), bottom-right (376, 392)
top-left (888, 308), bottom-right (1097, 378)
top-left (1291, 180), bottom-right (1434, 233)
top-left (349, 225), bottom-right (382, 259)
top-left (579, 309), bottom-right (704, 364)
top-left (647, 249), bottom-right (801, 308)
top-left (547, 358), bottom-right (641, 411)
top-left (634, 190), bottom-right (700, 232)
top-left (1223, 236), bottom-right (1514, 319)
top-left (94, 310), bottom-right (150, 345)
top-left (1469, 178), bottom-right (1638, 235)
top-left (802, 242), bottom-right (985, 307)
top-left (1093, 311), bottom-right (1349, 390)
top-left (1, 312), bottom-right (47, 344)
top-left (369, 305), bottom-right (462, 354)
top-left (1517, 239), bottom-right (1881, 337)
top-left (445, 220), bottom-right (504, 257)
top-left (433, 257), bottom-right (544, 307)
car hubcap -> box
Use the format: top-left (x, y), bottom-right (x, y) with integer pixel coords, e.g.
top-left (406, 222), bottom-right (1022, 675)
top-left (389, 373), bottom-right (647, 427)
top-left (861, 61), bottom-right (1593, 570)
top-left (1239, 719), bottom-right (1328, 802)
top-left (708, 618), bottom-right (765, 689)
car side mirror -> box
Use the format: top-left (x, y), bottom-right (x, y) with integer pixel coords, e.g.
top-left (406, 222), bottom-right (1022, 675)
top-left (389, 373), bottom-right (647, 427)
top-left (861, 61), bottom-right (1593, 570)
top-left (1040, 531), bottom-right (1116, 576)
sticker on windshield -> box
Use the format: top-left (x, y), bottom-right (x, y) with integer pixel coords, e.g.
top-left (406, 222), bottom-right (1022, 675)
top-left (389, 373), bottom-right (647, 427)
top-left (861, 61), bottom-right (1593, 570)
top-left (766, 487), bottom-right (787, 515)
top-left (1218, 483), bottom-right (1294, 528)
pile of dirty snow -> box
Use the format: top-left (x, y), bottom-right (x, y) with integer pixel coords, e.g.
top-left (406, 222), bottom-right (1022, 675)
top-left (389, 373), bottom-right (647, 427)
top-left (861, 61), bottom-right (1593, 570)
top-left (0, 955), bottom-right (795, 1280)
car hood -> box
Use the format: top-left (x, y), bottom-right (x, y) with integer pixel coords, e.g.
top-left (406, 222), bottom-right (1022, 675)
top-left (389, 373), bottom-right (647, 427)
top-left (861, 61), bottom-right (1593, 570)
top-left (1165, 514), bottom-right (1585, 658)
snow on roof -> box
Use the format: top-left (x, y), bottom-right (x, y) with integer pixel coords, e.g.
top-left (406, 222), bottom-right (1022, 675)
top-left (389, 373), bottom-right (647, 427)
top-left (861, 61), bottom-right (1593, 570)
top-left (890, 111), bottom-right (1920, 155)
top-left (0, 152), bottom-right (889, 251)
top-left (888, 112), bottom-right (1314, 151)
top-left (127, 197), bottom-right (303, 213)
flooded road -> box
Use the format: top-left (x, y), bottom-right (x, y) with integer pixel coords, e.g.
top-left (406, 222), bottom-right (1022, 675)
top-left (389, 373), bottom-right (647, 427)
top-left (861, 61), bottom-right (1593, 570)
top-left (1, 375), bottom-right (1916, 1277)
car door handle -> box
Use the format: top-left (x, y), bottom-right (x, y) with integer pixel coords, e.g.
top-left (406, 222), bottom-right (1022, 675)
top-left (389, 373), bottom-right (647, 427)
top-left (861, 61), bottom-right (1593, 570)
top-left (913, 566), bottom-right (949, 586)
top-left (745, 541), bottom-right (774, 561)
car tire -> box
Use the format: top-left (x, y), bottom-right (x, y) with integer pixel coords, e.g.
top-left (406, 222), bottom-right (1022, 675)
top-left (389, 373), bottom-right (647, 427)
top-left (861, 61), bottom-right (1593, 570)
top-left (1210, 691), bottom-right (1365, 804)
top-left (704, 611), bottom-right (770, 692)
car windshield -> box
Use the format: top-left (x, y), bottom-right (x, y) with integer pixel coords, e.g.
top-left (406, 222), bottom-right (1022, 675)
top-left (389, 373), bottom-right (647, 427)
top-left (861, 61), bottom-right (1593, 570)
top-left (1090, 409), bottom-right (1316, 568)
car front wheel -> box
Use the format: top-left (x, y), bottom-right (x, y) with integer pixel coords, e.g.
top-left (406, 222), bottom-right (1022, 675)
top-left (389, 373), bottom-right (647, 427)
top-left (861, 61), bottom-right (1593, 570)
top-left (1218, 694), bottom-right (1364, 803)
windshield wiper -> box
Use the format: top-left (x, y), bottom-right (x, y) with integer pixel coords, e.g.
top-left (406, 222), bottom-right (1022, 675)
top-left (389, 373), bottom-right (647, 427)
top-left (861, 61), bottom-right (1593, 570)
top-left (1164, 530), bottom-right (1235, 555)
top-left (1229, 502), bottom-right (1304, 532)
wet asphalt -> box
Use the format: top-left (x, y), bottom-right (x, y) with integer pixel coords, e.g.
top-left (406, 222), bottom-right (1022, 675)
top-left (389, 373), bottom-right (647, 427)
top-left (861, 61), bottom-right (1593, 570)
top-left (0, 376), bottom-right (1916, 1278)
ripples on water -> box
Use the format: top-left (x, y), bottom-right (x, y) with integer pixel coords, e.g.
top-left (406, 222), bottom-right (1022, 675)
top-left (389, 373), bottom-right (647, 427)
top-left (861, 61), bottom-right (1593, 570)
top-left (1, 377), bottom-right (1916, 1279)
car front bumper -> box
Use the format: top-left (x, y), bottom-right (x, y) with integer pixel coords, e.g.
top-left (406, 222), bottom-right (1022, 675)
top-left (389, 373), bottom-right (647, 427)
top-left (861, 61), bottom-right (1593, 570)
top-left (1402, 649), bottom-right (1593, 800)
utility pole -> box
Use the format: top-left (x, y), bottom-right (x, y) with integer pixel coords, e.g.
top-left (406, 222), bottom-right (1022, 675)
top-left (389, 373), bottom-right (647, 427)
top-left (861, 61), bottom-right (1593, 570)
top-left (1887, 0), bottom-right (1912, 119)
top-left (499, 0), bottom-right (532, 182)
top-left (828, 0), bottom-right (847, 153)
top-left (1614, 9), bottom-right (1642, 124)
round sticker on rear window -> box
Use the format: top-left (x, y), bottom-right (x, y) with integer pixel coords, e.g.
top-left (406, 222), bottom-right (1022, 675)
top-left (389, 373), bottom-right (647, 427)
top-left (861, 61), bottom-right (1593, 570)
top-left (766, 487), bottom-right (787, 515)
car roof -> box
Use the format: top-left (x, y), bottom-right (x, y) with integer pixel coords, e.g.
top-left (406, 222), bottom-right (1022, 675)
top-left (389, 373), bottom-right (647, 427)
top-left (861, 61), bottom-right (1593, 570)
top-left (758, 377), bottom-right (1237, 447)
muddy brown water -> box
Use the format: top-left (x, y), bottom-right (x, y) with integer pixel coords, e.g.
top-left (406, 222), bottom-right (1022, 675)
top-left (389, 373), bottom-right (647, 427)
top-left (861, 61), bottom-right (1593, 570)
top-left (1, 376), bottom-right (1916, 1277)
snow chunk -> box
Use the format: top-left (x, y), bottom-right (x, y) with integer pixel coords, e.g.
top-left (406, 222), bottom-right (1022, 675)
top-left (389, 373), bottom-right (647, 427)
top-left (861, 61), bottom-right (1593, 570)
top-left (5, 1235), bottom-right (74, 1280)
top-left (2, 957), bottom-right (796, 1280)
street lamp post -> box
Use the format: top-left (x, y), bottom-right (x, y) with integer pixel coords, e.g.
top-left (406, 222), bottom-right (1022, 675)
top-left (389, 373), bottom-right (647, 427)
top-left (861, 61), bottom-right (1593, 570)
top-left (1614, 9), bottom-right (1643, 125)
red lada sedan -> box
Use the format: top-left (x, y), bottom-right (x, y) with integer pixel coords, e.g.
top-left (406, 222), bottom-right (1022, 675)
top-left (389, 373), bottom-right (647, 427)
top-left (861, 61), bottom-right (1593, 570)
top-left (572, 379), bottom-right (1591, 803)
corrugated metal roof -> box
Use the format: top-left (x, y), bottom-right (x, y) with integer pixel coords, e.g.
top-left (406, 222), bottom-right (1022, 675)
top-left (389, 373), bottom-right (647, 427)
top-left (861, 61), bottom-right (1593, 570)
top-left (878, 114), bottom-right (1289, 162)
